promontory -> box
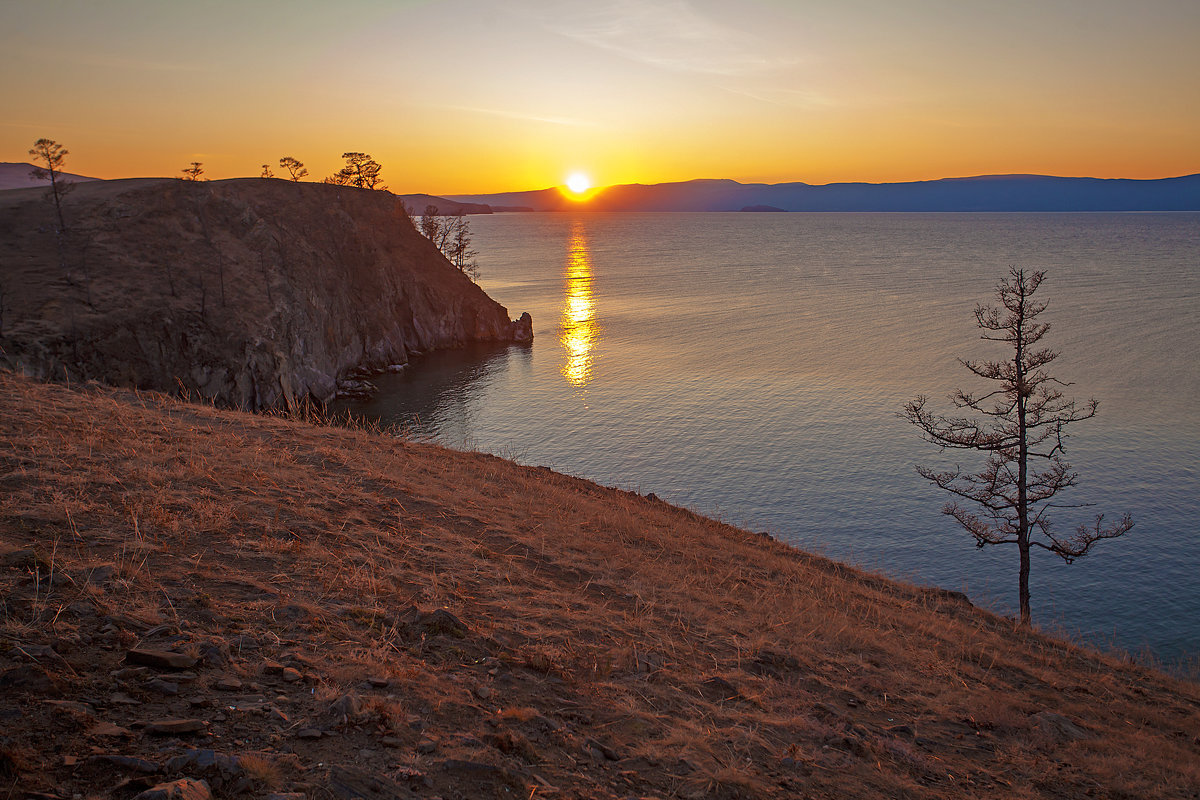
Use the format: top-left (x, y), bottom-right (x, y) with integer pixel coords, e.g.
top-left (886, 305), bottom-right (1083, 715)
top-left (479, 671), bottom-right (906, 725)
top-left (0, 177), bottom-right (532, 410)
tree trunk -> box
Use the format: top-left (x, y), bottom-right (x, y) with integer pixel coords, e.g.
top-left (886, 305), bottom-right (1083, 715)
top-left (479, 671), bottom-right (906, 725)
top-left (1015, 270), bottom-right (1031, 627)
top-left (1018, 538), bottom-right (1031, 626)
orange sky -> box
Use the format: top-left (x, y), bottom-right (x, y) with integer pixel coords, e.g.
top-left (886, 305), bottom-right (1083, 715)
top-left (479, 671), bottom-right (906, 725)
top-left (3, 1), bottom-right (1198, 194)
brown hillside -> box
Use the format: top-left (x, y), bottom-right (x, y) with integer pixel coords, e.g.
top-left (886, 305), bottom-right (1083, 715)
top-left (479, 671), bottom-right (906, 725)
top-left (1, 371), bottom-right (1197, 799)
top-left (0, 179), bottom-right (530, 411)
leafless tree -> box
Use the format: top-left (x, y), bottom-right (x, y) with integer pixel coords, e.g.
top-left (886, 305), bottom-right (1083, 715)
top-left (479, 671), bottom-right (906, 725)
top-left (182, 162), bottom-right (205, 181)
top-left (29, 138), bottom-right (73, 233)
top-left (417, 206), bottom-right (479, 280)
top-left (279, 156), bottom-right (308, 182)
top-left (903, 268), bottom-right (1132, 626)
top-left (418, 205), bottom-right (451, 251)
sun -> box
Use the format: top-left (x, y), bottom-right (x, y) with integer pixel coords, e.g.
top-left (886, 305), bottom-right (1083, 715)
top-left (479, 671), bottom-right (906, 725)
top-left (566, 172), bottom-right (591, 194)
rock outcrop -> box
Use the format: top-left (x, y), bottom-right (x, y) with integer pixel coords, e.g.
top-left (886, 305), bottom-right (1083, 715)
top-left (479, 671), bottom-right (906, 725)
top-left (0, 178), bottom-right (532, 409)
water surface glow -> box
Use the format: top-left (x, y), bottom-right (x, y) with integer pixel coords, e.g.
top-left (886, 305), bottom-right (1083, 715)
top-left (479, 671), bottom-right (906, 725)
top-left (560, 221), bottom-right (597, 388)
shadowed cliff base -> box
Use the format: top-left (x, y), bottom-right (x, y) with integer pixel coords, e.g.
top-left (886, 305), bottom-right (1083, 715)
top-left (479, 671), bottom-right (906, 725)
top-left (0, 178), bottom-right (531, 411)
top-left (1, 371), bottom-right (1198, 798)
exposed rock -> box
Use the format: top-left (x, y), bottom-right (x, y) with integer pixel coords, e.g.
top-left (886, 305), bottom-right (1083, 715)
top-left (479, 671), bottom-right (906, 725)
top-left (131, 778), bottom-right (212, 800)
top-left (91, 753), bottom-right (161, 773)
top-left (126, 648), bottom-right (198, 670)
top-left (329, 764), bottom-right (419, 800)
top-left (1, 178), bottom-right (532, 411)
top-left (107, 613), bottom-right (160, 631)
top-left (585, 737), bottom-right (620, 761)
top-left (0, 664), bottom-right (59, 695)
top-left (87, 720), bottom-right (133, 738)
top-left (335, 379), bottom-right (378, 399)
top-left (195, 641), bottom-right (231, 667)
top-left (17, 644), bottom-right (70, 669)
top-left (163, 749), bottom-right (244, 777)
top-left (328, 694), bottom-right (361, 724)
top-left (413, 607), bottom-right (468, 638)
top-left (44, 699), bottom-right (96, 718)
top-left (144, 718), bottom-right (207, 735)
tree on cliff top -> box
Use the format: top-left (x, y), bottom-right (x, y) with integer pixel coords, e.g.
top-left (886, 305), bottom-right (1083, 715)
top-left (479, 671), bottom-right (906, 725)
top-left (279, 156), bottom-right (308, 182)
top-left (181, 162), bottom-right (205, 181)
top-left (29, 138), bottom-right (72, 233)
top-left (902, 268), bottom-right (1132, 626)
top-left (325, 152), bottom-right (384, 190)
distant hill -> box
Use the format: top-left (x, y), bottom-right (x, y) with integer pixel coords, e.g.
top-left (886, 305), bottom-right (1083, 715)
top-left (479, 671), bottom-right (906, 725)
top-left (449, 173), bottom-right (1200, 212)
top-left (395, 193), bottom-right (494, 215)
top-left (0, 161), bottom-right (99, 191)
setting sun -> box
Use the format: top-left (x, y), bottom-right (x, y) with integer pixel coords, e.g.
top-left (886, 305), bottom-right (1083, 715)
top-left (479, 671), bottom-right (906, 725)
top-left (566, 172), bottom-right (591, 194)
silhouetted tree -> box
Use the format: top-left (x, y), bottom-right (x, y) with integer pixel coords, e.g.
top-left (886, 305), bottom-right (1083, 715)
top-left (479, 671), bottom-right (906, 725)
top-left (29, 138), bottom-right (72, 233)
top-left (418, 206), bottom-right (479, 280)
top-left (325, 152), bottom-right (384, 190)
top-left (903, 268), bottom-right (1132, 626)
top-left (260, 163), bottom-right (274, 179)
top-left (182, 162), bottom-right (205, 181)
top-left (418, 205), bottom-right (451, 251)
top-left (279, 156), bottom-right (308, 182)
top-left (446, 211), bottom-right (479, 280)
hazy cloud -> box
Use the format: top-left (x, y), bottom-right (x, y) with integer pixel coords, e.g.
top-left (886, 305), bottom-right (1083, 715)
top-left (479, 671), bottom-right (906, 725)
top-left (443, 105), bottom-right (594, 127)
top-left (725, 86), bottom-right (836, 110)
top-left (513, 0), bottom-right (796, 77)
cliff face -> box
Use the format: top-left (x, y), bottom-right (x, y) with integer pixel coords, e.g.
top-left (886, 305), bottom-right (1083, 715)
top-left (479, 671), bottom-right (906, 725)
top-left (0, 178), bottom-right (531, 409)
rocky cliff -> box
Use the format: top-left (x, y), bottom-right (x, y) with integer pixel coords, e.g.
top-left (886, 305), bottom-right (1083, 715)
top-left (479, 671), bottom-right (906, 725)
top-left (0, 178), bottom-right (532, 410)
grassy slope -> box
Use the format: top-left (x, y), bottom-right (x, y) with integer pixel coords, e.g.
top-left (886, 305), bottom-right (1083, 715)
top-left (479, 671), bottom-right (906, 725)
top-left (1, 371), bottom-right (1197, 799)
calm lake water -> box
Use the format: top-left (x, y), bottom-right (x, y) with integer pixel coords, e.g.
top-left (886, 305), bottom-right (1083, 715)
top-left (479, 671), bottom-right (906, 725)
top-left (338, 212), bottom-right (1200, 666)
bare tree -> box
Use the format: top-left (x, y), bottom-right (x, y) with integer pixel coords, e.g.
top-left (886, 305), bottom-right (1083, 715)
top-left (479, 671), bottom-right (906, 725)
top-left (29, 138), bottom-right (73, 233)
top-left (325, 152), bottom-right (384, 190)
top-left (417, 206), bottom-right (479, 280)
top-left (445, 211), bottom-right (479, 281)
top-left (903, 268), bottom-right (1131, 626)
top-left (260, 163), bottom-right (274, 179)
top-left (279, 156), bottom-right (308, 182)
top-left (418, 205), bottom-right (451, 251)
top-left (182, 162), bottom-right (205, 181)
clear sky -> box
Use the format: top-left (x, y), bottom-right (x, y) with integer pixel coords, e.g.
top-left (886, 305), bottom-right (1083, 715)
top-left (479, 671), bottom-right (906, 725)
top-left (3, 0), bottom-right (1198, 193)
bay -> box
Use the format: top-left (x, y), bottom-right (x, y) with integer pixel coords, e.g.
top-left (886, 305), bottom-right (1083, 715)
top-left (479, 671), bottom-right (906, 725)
top-left (337, 211), bottom-right (1200, 667)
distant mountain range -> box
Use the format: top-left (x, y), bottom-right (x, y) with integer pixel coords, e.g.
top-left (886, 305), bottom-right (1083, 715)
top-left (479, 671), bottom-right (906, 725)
top-left (6, 162), bottom-right (1196, 212)
top-left (449, 174), bottom-right (1200, 212)
top-left (0, 162), bottom-right (99, 191)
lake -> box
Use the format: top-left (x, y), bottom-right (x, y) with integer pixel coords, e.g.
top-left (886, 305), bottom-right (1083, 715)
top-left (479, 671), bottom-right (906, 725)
top-left (336, 211), bottom-right (1200, 667)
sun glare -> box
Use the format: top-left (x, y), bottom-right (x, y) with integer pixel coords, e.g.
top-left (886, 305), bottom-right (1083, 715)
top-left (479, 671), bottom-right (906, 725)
top-left (566, 172), bottom-right (591, 194)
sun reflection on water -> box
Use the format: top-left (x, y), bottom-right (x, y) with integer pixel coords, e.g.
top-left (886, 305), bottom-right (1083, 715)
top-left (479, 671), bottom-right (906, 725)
top-left (560, 221), bottom-right (597, 387)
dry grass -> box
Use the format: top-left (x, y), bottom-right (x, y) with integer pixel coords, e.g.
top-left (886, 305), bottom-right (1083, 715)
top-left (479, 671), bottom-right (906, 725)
top-left (1, 370), bottom-right (1198, 798)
